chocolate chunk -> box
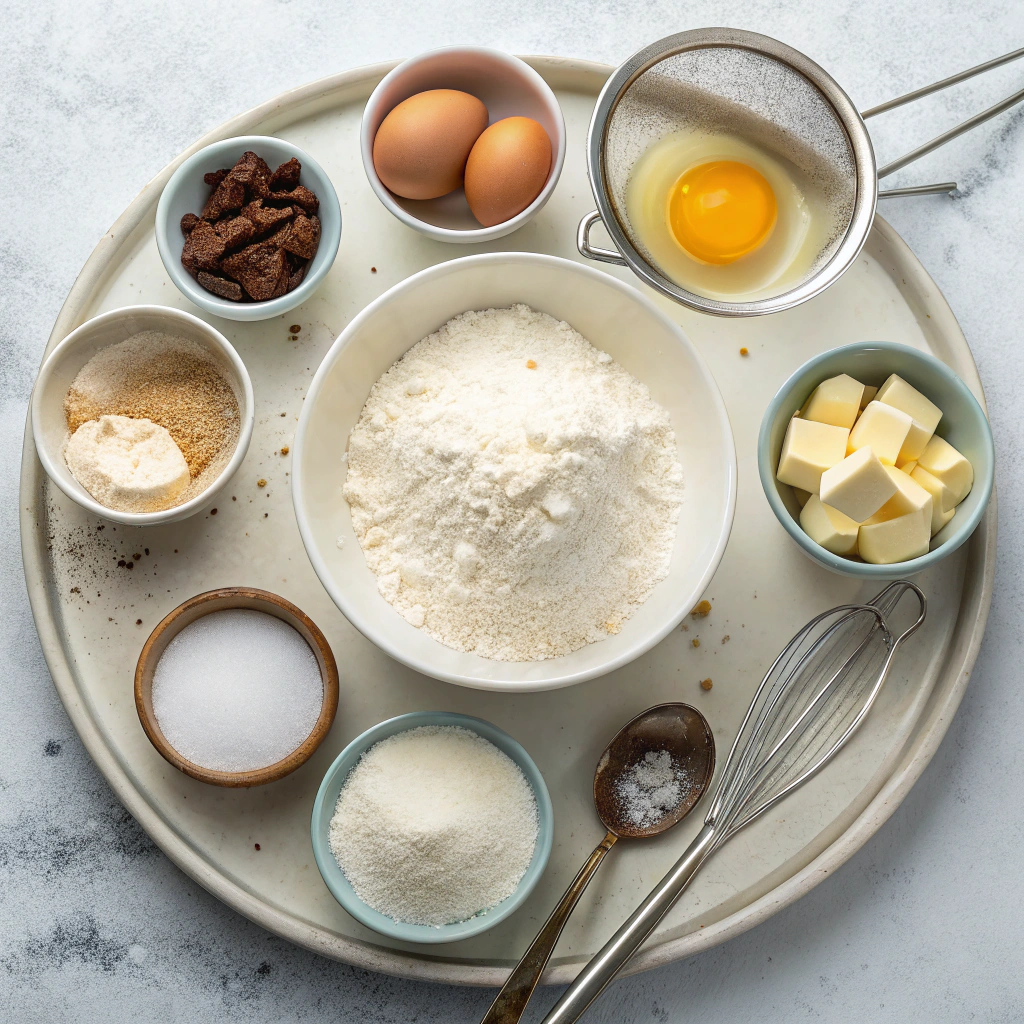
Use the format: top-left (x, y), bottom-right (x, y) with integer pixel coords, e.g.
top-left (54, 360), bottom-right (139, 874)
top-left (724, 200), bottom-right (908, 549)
top-left (270, 184), bottom-right (319, 215)
top-left (282, 213), bottom-right (320, 260)
top-left (229, 151), bottom-right (272, 200)
top-left (180, 212), bottom-right (200, 236)
top-left (269, 157), bottom-right (301, 192)
top-left (203, 169), bottom-right (230, 187)
top-left (288, 261), bottom-right (308, 291)
top-left (270, 263), bottom-right (292, 299)
top-left (201, 175), bottom-right (246, 220)
top-left (188, 218), bottom-right (228, 269)
top-left (222, 242), bottom-right (287, 301)
top-left (214, 214), bottom-right (255, 251)
top-left (197, 271), bottom-right (244, 301)
top-left (243, 199), bottom-right (294, 236)
top-left (180, 234), bottom-right (198, 277)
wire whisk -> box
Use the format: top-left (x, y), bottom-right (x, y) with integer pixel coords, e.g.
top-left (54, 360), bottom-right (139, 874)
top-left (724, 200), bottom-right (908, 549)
top-left (541, 580), bottom-right (927, 1024)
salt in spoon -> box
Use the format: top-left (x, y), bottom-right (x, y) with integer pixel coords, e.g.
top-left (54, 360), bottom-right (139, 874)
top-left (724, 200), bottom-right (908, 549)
top-left (479, 702), bottom-right (715, 1024)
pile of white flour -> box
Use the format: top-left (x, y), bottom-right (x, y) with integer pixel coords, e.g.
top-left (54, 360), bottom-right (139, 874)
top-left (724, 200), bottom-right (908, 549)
top-left (343, 304), bottom-right (684, 661)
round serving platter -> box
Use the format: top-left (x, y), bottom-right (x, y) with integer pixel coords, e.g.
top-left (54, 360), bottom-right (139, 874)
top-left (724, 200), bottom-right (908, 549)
top-left (20, 57), bottom-right (995, 986)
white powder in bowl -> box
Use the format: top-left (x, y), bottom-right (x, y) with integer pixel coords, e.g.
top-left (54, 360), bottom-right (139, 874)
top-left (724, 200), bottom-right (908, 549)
top-left (65, 414), bottom-right (190, 513)
top-left (328, 725), bottom-right (538, 926)
top-left (343, 304), bottom-right (684, 661)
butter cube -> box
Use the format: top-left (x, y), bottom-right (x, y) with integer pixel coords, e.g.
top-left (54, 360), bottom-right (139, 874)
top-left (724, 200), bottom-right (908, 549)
top-left (848, 401), bottom-right (912, 465)
top-left (819, 447), bottom-right (897, 523)
top-left (800, 494), bottom-right (859, 555)
top-left (910, 464), bottom-right (957, 514)
top-left (863, 465), bottom-right (933, 525)
top-left (860, 385), bottom-right (878, 409)
top-left (917, 435), bottom-right (973, 505)
top-left (803, 374), bottom-right (866, 429)
top-left (858, 506), bottom-right (930, 563)
top-left (932, 504), bottom-right (956, 537)
top-left (777, 417), bottom-right (849, 493)
top-left (877, 374), bottom-right (942, 462)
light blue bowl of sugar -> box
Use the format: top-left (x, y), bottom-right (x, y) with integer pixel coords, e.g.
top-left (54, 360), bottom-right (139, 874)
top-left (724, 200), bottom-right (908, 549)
top-left (310, 711), bottom-right (553, 943)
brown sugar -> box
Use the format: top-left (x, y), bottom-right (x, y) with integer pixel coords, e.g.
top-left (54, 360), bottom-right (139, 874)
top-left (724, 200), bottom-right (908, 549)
top-left (64, 331), bottom-right (240, 507)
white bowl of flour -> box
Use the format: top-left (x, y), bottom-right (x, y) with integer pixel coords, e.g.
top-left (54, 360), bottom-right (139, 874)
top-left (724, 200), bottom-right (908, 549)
top-left (293, 253), bottom-right (736, 690)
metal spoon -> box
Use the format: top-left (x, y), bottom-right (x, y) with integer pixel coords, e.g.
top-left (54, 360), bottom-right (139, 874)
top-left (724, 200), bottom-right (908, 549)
top-left (479, 703), bottom-right (715, 1024)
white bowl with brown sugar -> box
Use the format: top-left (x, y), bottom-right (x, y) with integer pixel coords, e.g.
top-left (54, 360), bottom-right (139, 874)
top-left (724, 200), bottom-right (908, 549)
top-left (31, 305), bottom-right (254, 525)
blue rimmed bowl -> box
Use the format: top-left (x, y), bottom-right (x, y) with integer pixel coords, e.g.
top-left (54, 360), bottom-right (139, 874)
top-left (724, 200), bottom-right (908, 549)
top-left (155, 135), bottom-right (341, 322)
top-left (758, 341), bottom-right (994, 579)
top-left (310, 711), bottom-right (553, 944)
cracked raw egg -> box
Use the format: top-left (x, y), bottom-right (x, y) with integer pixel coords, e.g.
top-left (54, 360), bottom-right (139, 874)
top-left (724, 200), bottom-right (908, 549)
top-left (626, 131), bottom-right (833, 300)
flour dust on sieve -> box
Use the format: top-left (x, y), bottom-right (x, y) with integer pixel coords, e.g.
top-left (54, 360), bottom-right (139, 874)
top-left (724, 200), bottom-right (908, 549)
top-left (343, 304), bottom-right (684, 662)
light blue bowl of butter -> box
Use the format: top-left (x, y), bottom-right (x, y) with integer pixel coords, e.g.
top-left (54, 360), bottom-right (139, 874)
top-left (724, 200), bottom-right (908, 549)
top-left (310, 710), bottom-right (553, 944)
top-left (758, 341), bottom-right (994, 579)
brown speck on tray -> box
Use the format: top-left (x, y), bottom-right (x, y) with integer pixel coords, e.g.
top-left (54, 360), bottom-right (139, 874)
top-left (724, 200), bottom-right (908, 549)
top-left (136, 619), bottom-right (142, 626)
top-left (371, 266), bottom-right (377, 273)
top-left (700, 678), bottom-right (713, 690)
top-left (232, 496), bottom-right (237, 501)
top-left (133, 553), bottom-right (141, 561)
top-left (691, 638), bottom-right (700, 648)
top-left (280, 412), bottom-right (287, 417)
top-left (526, 359), bottom-right (537, 369)
top-left (255, 843), bottom-right (261, 851)
top-left (680, 623), bottom-right (689, 632)
top-left (257, 479), bottom-right (267, 488)
top-left (721, 634), bottom-right (731, 644)
top-left (280, 446), bottom-right (289, 456)
top-left (740, 347), bottom-right (749, 356)
top-left (117, 559), bottom-right (125, 567)
top-left (289, 325), bottom-right (301, 334)
top-left (126, 562), bottom-right (134, 570)
top-left (174, 549), bottom-right (178, 553)
top-left (691, 599), bottom-right (712, 618)
top-left (264, 512), bottom-right (269, 518)
top-left (210, 508), bottom-right (218, 515)
top-left (144, 548), bottom-right (149, 556)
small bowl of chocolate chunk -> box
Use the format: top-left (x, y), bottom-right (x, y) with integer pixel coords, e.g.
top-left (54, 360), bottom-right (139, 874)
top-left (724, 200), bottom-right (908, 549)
top-left (156, 136), bottom-right (341, 321)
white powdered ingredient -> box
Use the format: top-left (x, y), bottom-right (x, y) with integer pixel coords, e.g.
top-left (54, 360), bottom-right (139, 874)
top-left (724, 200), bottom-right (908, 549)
top-left (65, 414), bottom-right (190, 513)
top-left (152, 609), bottom-right (323, 773)
top-left (329, 726), bottom-right (538, 926)
top-left (614, 749), bottom-right (691, 828)
top-left (343, 304), bottom-right (684, 661)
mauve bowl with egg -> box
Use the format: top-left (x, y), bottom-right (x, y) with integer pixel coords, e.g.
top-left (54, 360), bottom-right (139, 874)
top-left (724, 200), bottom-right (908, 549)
top-left (360, 47), bottom-right (566, 242)
top-left (155, 135), bottom-right (341, 322)
top-left (758, 341), bottom-right (994, 579)
top-left (31, 305), bottom-right (254, 526)
top-left (292, 253), bottom-right (736, 692)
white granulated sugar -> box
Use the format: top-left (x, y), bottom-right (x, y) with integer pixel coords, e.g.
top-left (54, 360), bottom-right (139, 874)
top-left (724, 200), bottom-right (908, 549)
top-left (151, 609), bottom-right (323, 773)
top-left (329, 725), bottom-right (538, 926)
top-left (614, 749), bottom-right (692, 829)
top-left (343, 304), bottom-right (684, 661)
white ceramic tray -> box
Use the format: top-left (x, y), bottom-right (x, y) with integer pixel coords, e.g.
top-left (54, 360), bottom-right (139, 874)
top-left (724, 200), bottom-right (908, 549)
top-left (20, 57), bottom-right (995, 986)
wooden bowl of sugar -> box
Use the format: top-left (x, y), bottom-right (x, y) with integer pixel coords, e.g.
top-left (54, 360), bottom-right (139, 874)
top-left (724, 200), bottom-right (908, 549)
top-left (135, 587), bottom-right (339, 787)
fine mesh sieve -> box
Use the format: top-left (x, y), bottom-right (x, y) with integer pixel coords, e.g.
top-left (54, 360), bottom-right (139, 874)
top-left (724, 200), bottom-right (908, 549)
top-left (581, 28), bottom-right (1024, 317)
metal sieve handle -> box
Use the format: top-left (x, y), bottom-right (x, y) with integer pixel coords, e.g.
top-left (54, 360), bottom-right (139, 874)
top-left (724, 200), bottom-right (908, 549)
top-left (577, 212), bottom-right (627, 266)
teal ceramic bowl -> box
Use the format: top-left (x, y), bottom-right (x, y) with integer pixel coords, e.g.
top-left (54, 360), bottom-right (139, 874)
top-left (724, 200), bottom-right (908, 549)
top-left (155, 135), bottom-right (341, 322)
top-left (310, 711), bottom-right (553, 943)
top-left (758, 342), bottom-right (994, 579)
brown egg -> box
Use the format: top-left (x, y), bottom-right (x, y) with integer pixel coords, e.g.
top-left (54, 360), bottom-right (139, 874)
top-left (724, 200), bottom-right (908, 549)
top-left (372, 89), bottom-right (488, 201)
top-left (464, 117), bottom-right (552, 227)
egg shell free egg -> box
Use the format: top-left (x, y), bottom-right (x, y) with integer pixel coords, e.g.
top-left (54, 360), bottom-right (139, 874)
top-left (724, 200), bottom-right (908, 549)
top-left (464, 117), bottom-right (552, 227)
top-left (372, 89), bottom-right (489, 201)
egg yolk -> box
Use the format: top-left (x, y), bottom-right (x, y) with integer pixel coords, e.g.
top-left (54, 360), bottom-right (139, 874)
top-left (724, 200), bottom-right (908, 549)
top-left (668, 161), bottom-right (778, 265)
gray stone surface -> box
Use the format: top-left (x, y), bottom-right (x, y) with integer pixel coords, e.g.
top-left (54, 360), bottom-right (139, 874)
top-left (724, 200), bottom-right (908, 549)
top-left (2, 1), bottom-right (1022, 1020)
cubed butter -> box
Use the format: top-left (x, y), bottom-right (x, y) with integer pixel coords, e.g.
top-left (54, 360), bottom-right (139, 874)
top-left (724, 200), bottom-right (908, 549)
top-left (932, 504), bottom-right (956, 537)
top-left (860, 385), bottom-right (878, 409)
top-left (800, 494), bottom-right (860, 555)
top-left (917, 435), bottom-right (973, 505)
top-left (910, 464), bottom-right (957, 514)
top-left (877, 374), bottom-right (942, 463)
top-left (819, 447), bottom-right (897, 523)
top-left (858, 506), bottom-right (930, 564)
top-left (776, 417), bottom-right (849, 493)
top-left (847, 401), bottom-right (912, 465)
top-left (863, 465), bottom-right (933, 525)
top-left (803, 374), bottom-right (865, 429)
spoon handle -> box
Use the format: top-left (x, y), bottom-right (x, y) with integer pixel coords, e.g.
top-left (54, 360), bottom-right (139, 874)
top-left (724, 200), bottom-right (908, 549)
top-left (540, 823), bottom-right (718, 1024)
top-left (479, 831), bottom-right (619, 1024)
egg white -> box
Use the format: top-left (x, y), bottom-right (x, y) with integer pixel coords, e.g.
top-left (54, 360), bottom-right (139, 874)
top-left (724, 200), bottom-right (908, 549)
top-left (625, 132), bottom-right (834, 301)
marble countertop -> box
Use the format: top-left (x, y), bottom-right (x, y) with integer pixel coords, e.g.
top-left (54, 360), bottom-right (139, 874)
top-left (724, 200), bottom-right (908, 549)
top-left (2, 1), bottom-right (1022, 1020)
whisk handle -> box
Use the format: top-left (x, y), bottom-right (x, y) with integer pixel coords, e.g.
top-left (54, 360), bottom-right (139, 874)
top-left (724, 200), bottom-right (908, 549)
top-left (540, 824), bottom-right (718, 1024)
